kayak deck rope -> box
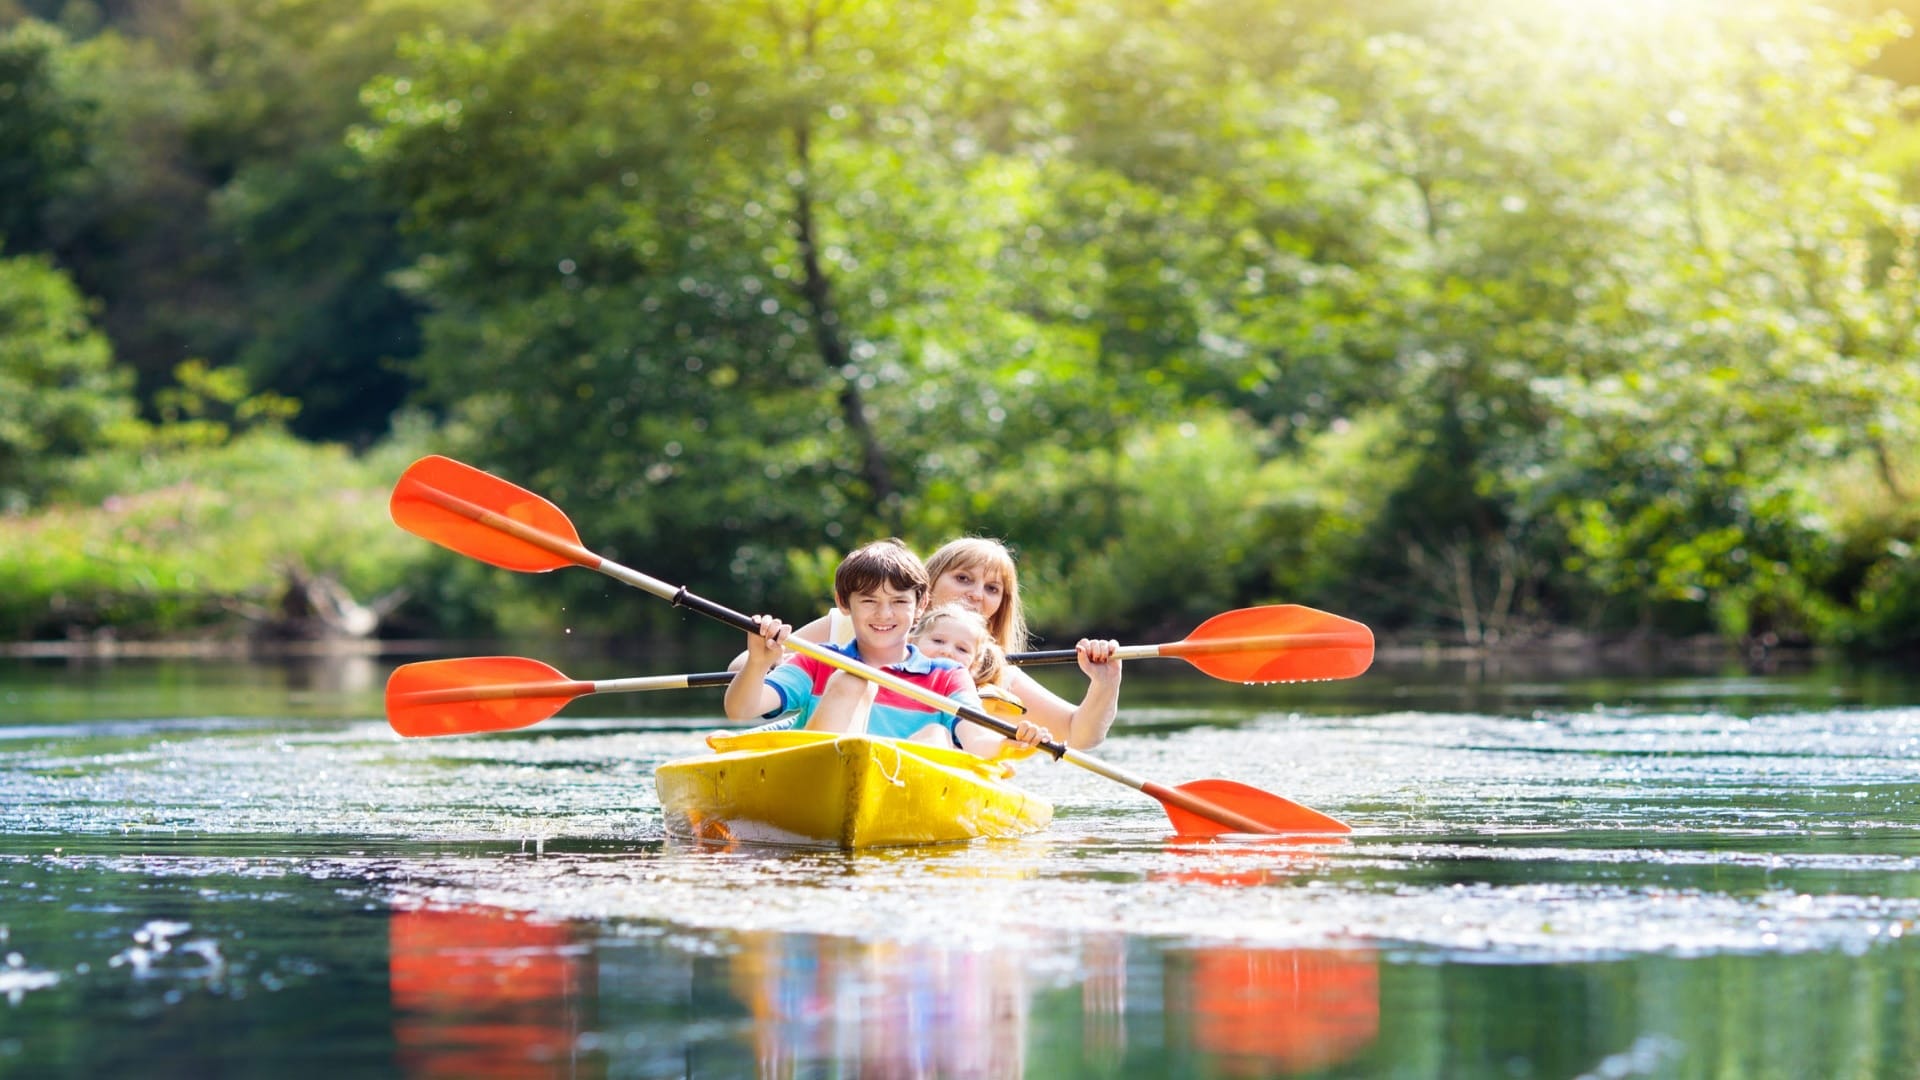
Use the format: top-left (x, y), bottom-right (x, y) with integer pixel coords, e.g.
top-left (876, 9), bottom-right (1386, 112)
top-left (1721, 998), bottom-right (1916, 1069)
top-left (862, 736), bottom-right (908, 788)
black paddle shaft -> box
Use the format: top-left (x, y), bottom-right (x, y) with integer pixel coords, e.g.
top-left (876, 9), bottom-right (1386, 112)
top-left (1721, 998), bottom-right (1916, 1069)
top-left (667, 587), bottom-right (1067, 760)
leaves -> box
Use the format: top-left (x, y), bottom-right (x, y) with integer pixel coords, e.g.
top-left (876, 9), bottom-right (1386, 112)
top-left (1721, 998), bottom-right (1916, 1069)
top-left (6, 0), bottom-right (1920, 649)
top-left (0, 252), bottom-right (133, 506)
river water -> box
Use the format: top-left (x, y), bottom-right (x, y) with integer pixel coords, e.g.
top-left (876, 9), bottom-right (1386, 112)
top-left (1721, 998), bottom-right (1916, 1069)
top-left (3, 651), bottom-right (1919, 1077)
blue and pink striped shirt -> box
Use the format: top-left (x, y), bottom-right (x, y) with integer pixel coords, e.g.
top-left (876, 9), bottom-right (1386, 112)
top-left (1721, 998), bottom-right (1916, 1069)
top-left (759, 641), bottom-right (980, 744)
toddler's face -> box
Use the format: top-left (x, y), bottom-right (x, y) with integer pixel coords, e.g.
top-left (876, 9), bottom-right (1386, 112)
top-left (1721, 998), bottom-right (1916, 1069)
top-left (915, 622), bottom-right (980, 670)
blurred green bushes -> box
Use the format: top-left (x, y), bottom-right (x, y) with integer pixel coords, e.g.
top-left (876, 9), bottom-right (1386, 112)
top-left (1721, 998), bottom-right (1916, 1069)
top-left (2, 1), bottom-right (1919, 654)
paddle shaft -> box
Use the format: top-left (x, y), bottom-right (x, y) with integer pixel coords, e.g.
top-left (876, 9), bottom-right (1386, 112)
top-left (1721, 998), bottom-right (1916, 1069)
top-left (405, 479), bottom-right (1290, 835)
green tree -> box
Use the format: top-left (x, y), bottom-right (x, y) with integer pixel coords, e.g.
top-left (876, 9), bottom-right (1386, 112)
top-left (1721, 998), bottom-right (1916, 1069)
top-left (187, 0), bottom-right (510, 444)
top-left (1511, 6), bottom-right (1920, 641)
top-left (0, 19), bottom-right (94, 253)
top-left (5, 3), bottom-right (460, 442)
top-left (1196, 0), bottom-right (1920, 644)
top-left (0, 251), bottom-right (135, 506)
top-left (19, 20), bottom-right (242, 406)
top-left (356, 0), bottom-right (1077, 622)
top-left (354, 0), bottom-right (1417, 631)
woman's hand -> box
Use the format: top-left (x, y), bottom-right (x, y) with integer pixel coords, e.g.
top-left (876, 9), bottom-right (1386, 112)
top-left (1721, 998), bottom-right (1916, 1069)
top-left (1076, 638), bottom-right (1123, 685)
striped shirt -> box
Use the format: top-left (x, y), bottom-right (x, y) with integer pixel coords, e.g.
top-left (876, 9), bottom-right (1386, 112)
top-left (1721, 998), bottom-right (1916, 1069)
top-left (760, 641), bottom-right (980, 744)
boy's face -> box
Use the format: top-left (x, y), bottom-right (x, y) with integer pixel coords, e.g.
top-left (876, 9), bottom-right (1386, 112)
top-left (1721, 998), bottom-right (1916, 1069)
top-left (840, 584), bottom-right (922, 657)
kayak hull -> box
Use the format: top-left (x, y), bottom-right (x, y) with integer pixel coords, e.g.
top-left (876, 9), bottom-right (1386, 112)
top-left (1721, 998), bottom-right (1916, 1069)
top-left (654, 729), bottom-right (1053, 850)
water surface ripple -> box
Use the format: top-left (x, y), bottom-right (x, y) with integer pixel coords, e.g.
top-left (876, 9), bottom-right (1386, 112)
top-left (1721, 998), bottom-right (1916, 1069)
top-left (6, 700), bottom-right (1919, 963)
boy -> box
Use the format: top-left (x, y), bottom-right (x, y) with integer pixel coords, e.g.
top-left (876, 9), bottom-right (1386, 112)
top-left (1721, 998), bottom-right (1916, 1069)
top-left (724, 539), bottom-right (1045, 756)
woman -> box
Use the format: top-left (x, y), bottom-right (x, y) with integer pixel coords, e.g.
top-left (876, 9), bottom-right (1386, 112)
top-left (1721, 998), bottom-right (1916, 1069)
top-left (921, 538), bottom-right (1121, 750)
top-left (733, 537), bottom-right (1122, 749)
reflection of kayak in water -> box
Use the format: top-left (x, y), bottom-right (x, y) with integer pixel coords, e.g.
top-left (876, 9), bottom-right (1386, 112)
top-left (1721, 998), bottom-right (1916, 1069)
top-left (723, 929), bottom-right (1034, 1078)
top-left (655, 729), bottom-right (1053, 850)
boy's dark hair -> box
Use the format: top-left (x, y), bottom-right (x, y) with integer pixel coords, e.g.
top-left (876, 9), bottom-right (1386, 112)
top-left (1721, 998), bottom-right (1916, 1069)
top-left (834, 538), bottom-right (929, 608)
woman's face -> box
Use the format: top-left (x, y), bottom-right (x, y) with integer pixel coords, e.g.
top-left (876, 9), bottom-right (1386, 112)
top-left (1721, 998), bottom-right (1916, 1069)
top-left (931, 564), bottom-right (1005, 620)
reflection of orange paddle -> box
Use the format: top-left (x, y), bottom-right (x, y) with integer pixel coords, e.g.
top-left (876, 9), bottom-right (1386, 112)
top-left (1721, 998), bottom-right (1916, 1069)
top-left (389, 455), bottom-right (1355, 837)
top-left (1177, 948), bottom-right (1380, 1075)
top-left (389, 907), bottom-right (594, 1079)
top-left (1158, 830), bottom-right (1350, 887)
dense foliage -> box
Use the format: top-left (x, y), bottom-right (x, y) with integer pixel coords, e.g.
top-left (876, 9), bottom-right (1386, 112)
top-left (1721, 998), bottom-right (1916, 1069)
top-left (2, 0), bottom-right (1917, 653)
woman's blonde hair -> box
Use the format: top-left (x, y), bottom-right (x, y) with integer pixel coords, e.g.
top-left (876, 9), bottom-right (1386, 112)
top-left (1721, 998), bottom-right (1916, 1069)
top-left (912, 602), bottom-right (1005, 687)
top-left (923, 537), bottom-right (1028, 654)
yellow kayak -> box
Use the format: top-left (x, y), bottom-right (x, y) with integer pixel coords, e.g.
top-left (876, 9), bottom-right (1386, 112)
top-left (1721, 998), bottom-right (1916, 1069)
top-left (654, 729), bottom-right (1053, 850)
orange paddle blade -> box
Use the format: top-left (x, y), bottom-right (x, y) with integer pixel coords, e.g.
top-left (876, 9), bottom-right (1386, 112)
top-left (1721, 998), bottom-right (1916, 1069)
top-left (390, 455), bottom-right (585, 573)
top-left (1157, 778), bottom-right (1350, 837)
top-left (386, 656), bottom-right (592, 737)
top-left (1164, 605), bottom-right (1374, 683)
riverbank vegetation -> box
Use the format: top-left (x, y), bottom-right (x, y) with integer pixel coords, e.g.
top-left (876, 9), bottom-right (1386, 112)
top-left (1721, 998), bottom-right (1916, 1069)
top-left (4, 0), bottom-right (1919, 656)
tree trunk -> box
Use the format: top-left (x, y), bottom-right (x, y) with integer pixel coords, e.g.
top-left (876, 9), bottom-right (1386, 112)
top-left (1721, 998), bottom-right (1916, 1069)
top-left (788, 127), bottom-right (897, 521)
top-left (251, 565), bottom-right (408, 641)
